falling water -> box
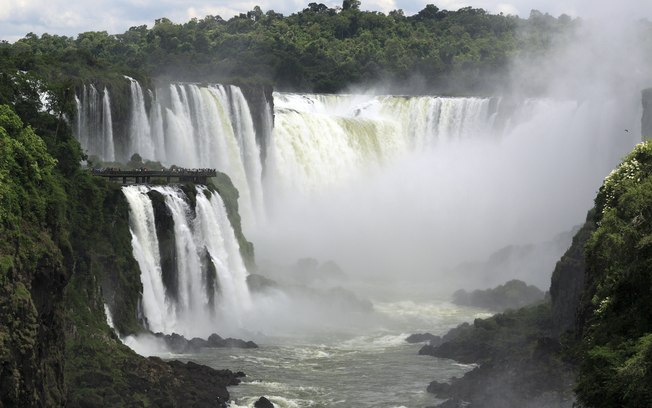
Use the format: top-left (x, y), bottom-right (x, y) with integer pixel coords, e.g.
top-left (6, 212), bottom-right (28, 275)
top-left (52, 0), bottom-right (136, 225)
top-left (76, 79), bottom-right (501, 231)
top-left (265, 93), bottom-right (497, 201)
top-left (123, 185), bottom-right (251, 338)
top-left (75, 84), bottom-right (115, 161)
top-left (122, 185), bottom-right (171, 332)
top-left (101, 88), bottom-right (115, 162)
top-left (75, 79), bottom-right (265, 232)
top-left (125, 76), bottom-right (154, 161)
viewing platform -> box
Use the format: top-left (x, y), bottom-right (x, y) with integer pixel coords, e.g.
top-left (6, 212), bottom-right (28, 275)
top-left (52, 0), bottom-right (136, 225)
top-left (90, 168), bottom-right (217, 185)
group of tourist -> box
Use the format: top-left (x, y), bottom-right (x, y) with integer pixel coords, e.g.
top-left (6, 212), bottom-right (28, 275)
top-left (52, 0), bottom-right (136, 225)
top-left (89, 167), bottom-right (216, 174)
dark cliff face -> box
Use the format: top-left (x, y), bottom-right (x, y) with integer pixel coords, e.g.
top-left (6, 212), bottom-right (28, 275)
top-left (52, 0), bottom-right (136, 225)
top-left (549, 212), bottom-right (595, 337)
top-left (0, 105), bottom-right (69, 407)
top-left (642, 88), bottom-right (652, 140)
top-left (148, 189), bottom-right (179, 303)
top-left (0, 229), bottom-right (68, 407)
top-left (237, 83), bottom-right (274, 167)
top-left (210, 173), bottom-right (256, 271)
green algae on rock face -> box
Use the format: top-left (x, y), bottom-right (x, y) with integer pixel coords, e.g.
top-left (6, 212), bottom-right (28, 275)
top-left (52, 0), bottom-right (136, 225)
top-left (208, 172), bottom-right (256, 271)
top-left (0, 104), bottom-right (69, 407)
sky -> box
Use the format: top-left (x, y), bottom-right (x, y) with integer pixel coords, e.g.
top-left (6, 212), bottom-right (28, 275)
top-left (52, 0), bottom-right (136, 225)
top-left (1, 0), bottom-right (651, 43)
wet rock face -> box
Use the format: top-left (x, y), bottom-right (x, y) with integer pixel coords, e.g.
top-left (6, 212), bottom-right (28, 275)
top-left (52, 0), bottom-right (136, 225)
top-left (452, 280), bottom-right (545, 312)
top-left (152, 332), bottom-right (258, 353)
top-left (254, 396), bottom-right (275, 408)
top-left (147, 190), bottom-right (179, 301)
top-left (643, 88), bottom-right (652, 140)
top-left (549, 217), bottom-right (595, 336)
top-left (0, 233), bottom-right (68, 407)
top-left (236, 84), bottom-right (274, 165)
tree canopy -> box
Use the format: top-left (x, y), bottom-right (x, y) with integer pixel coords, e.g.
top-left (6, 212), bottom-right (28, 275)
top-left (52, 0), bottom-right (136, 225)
top-left (0, 4), bottom-right (580, 94)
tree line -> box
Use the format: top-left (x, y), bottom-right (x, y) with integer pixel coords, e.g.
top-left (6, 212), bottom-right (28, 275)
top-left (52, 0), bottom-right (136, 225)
top-left (0, 2), bottom-right (579, 95)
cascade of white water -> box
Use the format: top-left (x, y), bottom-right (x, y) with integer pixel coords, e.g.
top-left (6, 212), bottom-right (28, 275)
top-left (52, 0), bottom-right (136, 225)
top-left (122, 185), bottom-right (172, 333)
top-left (195, 186), bottom-right (252, 326)
top-left (101, 87), bottom-right (115, 162)
top-left (123, 185), bottom-right (252, 337)
top-left (265, 93), bottom-right (495, 200)
top-left (228, 86), bottom-right (265, 221)
top-left (77, 78), bottom-right (264, 231)
top-left (87, 85), bottom-right (101, 153)
top-left (125, 76), bottom-right (153, 162)
top-left (148, 89), bottom-right (167, 164)
top-left (154, 186), bottom-right (207, 317)
top-left (257, 92), bottom-right (641, 292)
top-left (165, 84), bottom-right (197, 167)
top-left (201, 84), bottom-right (257, 228)
top-left (74, 84), bottom-right (117, 162)
top-left (74, 93), bottom-right (85, 151)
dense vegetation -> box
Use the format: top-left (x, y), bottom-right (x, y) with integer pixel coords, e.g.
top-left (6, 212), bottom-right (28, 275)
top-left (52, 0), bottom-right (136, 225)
top-left (0, 62), bottom-right (248, 406)
top-left (575, 142), bottom-right (652, 407)
top-left (0, 102), bottom-right (69, 407)
top-left (0, 3), bottom-right (579, 94)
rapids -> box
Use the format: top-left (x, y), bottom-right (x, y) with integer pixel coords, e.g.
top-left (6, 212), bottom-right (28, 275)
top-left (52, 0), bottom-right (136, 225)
top-left (179, 299), bottom-right (491, 408)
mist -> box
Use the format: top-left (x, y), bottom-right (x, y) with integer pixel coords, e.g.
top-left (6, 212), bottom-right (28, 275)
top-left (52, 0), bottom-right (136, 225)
top-left (250, 12), bottom-right (651, 301)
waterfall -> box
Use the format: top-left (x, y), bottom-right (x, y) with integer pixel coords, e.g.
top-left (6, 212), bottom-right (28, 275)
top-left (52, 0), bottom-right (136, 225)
top-left (265, 93), bottom-right (497, 200)
top-left (123, 185), bottom-right (251, 338)
top-left (125, 76), bottom-right (154, 162)
top-left (101, 88), bottom-right (115, 162)
top-left (255, 92), bottom-right (641, 292)
top-left (122, 185), bottom-right (171, 332)
top-left (74, 84), bottom-right (115, 162)
top-left (228, 86), bottom-right (265, 222)
top-left (75, 79), bottom-right (265, 232)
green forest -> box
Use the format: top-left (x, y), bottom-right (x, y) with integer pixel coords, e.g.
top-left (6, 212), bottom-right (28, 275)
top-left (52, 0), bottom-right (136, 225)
top-left (1, 3), bottom-right (578, 94)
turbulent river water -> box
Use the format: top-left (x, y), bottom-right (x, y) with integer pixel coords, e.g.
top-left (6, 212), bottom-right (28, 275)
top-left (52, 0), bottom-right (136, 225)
top-left (174, 300), bottom-right (490, 408)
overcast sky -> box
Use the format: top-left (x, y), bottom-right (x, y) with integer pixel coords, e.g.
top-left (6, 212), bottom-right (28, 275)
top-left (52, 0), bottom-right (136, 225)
top-left (1, 0), bottom-right (650, 43)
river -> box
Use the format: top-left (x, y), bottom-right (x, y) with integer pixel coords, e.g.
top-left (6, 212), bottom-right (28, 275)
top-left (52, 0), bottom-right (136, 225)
top-left (173, 299), bottom-right (490, 408)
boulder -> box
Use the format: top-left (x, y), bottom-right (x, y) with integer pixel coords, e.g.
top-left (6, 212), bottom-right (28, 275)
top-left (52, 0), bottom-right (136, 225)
top-left (254, 396), bottom-right (275, 408)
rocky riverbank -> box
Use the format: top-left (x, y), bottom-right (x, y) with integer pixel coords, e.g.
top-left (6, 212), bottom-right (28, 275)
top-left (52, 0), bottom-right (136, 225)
top-left (419, 304), bottom-right (576, 408)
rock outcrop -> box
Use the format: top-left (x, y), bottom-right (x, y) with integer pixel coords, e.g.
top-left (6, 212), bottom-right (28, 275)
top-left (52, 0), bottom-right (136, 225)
top-left (452, 279), bottom-right (545, 312)
top-left (153, 332), bottom-right (258, 353)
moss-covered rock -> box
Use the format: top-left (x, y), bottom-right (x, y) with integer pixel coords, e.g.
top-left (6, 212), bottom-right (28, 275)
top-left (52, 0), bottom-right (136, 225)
top-left (208, 172), bottom-right (256, 271)
top-left (0, 104), bottom-right (68, 407)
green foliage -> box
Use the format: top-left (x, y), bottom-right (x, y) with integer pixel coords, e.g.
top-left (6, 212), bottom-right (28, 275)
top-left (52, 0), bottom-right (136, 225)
top-left (0, 104), bottom-right (69, 406)
top-left (576, 141), bottom-right (652, 407)
top-left (0, 6), bottom-right (579, 95)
